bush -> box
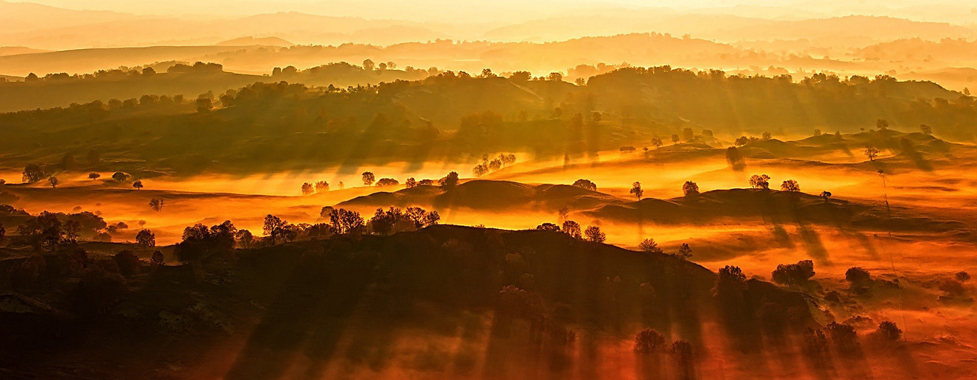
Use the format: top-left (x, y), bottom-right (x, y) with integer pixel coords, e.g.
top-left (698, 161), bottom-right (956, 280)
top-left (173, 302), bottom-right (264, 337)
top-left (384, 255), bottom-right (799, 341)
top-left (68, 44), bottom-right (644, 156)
top-left (113, 250), bottom-right (141, 277)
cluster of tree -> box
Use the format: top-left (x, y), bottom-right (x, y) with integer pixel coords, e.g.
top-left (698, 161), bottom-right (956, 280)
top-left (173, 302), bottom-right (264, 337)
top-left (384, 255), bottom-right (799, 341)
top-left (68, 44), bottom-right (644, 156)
top-left (368, 207), bottom-right (440, 235)
top-left (638, 238), bottom-right (692, 259)
top-left (535, 219), bottom-right (606, 243)
top-left (301, 180), bottom-right (330, 195)
top-left (472, 153), bottom-right (517, 177)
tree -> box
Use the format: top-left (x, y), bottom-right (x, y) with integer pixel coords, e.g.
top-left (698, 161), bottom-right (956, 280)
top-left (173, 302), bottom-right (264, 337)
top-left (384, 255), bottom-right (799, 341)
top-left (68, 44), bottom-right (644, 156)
top-left (174, 221), bottom-right (236, 264)
top-left (362, 59), bottom-right (375, 71)
top-left (749, 174), bottom-right (770, 190)
top-left (845, 267), bottom-right (872, 285)
top-left (877, 321), bottom-right (902, 342)
top-left (630, 182), bottom-right (643, 200)
top-left (780, 180), bottom-right (800, 192)
top-left (682, 181), bottom-right (699, 196)
top-left (22, 164), bottom-right (44, 183)
top-left (638, 238), bottom-right (663, 254)
top-left (375, 178), bottom-right (400, 187)
top-left (315, 180), bottom-right (329, 192)
top-left (876, 119), bottom-right (889, 131)
top-left (151, 250), bottom-right (165, 267)
top-left (671, 134), bottom-right (680, 144)
top-left (865, 146), bottom-right (879, 161)
top-left (112, 172), bottom-right (129, 182)
top-left (132, 180), bottom-right (143, 190)
top-left (572, 179), bottom-right (597, 191)
top-left (149, 198), bottom-right (164, 212)
top-left (820, 191), bottom-right (832, 202)
top-left (561, 220), bottom-right (581, 239)
top-left (361, 172), bottom-right (375, 186)
top-left (48, 176), bottom-right (59, 188)
top-left (113, 250), bottom-right (141, 277)
top-left (536, 223), bottom-right (560, 232)
top-left (0, 223), bottom-right (4, 244)
top-left (633, 328), bottom-right (666, 353)
top-left (472, 163), bottom-right (489, 177)
top-left (676, 243), bottom-right (692, 259)
top-left (726, 146), bottom-right (745, 170)
top-left (329, 208), bottom-right (365, 235)
top-left (89, 172), bottom-right (101, 181)
top-left (439, 171), bottom-right (459, 191)
top-left (301, 182), bottom-right (315, 195)
top-left (263, 214), bottom-right (288, 244)
top-left (761, 131), bottom-right (772, 140)
top-left (405, 178), bottom-right (417, 188)
top-left (17, 211), bottom-right (65, 250)
top-left (771, 260), bottom-right (815, 288)
top-left (136, 229), bottom-right (155, 248)
top-left (826, 322), bottom-right (860, 352)
top-left (235, 229), bottom-right (254, 248)
top-left (584, 225), bottom-right (606, 243)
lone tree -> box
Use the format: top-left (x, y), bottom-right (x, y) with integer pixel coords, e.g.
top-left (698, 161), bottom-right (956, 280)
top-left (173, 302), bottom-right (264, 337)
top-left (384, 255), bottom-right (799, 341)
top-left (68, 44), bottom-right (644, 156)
top-left (48, 176), bottom-right (59, 188)
top-left (876, 119), bottom-right (889, 131)
top-left (919, 124), bottom-right (932, 135)
top-left (439, 171), bottom-right (459, 191)
top-left (136, 229), bottom-right (156, 248)
top-left (23, 164), bottom-right (44, 183)
top-left (561, 220), bottom-right (582, 239)
top-left (865, 146), bottom-right (879, 161)
top-left (263, 215), bottom-right (288, 244)
top-left (633, 328), bottom-right (666, 353)
top-left (771, 260), bottom-right (815, 288)
top-left (781, 180), bottom-right (800, 193)
top-left (301, 182), bottom-right (314, 195)
top-left (89, 172), bottom-right (101, 181)
top-left (112, 172), bottom-right (129, 182)
top-left (638, 238), bottom-right (664, 254)
top-left (132, 180), bottom-right (143, 190)
top-left (405, 178), bottom-right (417, 188)
top-left (676, 243), bottom-right (692, 259)
top-left (682, 181), bottom-right (699, 197)
top-left (584, 225), bottom-right (606, 243)
top-left (149, 198), bottom-right (164, 212)
top-left (630, 182), bottom-right (644, 200)
top-left (820, 191), bottom-right (832, 202)
top-left (572, 179), bottom-right (597, 191)
top-left (151, 250), bottom-right (165, 267)
top-left (877, 321), bottom-right (902, 342)
top-left (726, 146), bottom-right (745, 170)
top-left (749, 174), bottom-right (770, 190)
top-left (361, 172), bottom-right (375, 186)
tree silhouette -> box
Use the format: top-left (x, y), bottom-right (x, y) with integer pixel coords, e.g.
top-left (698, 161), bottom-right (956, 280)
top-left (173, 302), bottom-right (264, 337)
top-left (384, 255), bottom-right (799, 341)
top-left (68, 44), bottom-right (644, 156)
top-left (682, 181), bottom-right (699, 196)
top-left (315, 180), bottom-right (329, 192)
top-left (132, 180), bottom-right (143, 190)
top-left (561, 220), bottom-right (582, 239)
top-left (865, 146), bottom-right (879, 161)
top-left (151, 250), bottom-right (165, 267)
top-left (235, 229), bottom-right (254, 248)
top-left (375, 178), bottom-right (399, 187)
top-left (136, 229), bottom-right (155, 248)
top-left (536, 223), bottom-right (560, 232)
top-left (877, 321), bottom-right (902, 342)
top-left (677, 243), bottom-right (692, 259)
top-left (726, 146), bottom-right (745, 170)
top-left (638, 238), bottom-right (663, 254)
top-left (263, 215), bottom-right (288, 244)
top-left (919, 124), bottom-right (932, 135)
top-left (405, 177), bottom-right (417, 188)
top-left (22, 164), bottom-right (44, 183)
top-left (771, 260), bottom-right (815, 288)
top-left (820, 191), bottom-right (832, 202)
top-left (149, 198), bottom-right (164, 212)
top-left (329, 208), bottom-right (365, 235)
top-left (762, 131), bottom-right (772, 140)
top-left (630, 182), bottom-right (643, 200)
top-left (361, 172), bottom-right (375, 186)
top-left (439, 172), bottom-right (459, 191)
top-left (633, 328), bottom-right (666, 353)
top-left (572, 179), bottom-right (597, 191)
top-left (112, 172), bottom-right (129, 182)
top-left (780, 180), bottom-right (800, 192)
top-left (876, 119), bottom-right (889, 131)
top-left (749, 174), bottom-right (770, 190)
top-left (584, 225), bottom-right (606, 243)
top-left (89, 172), bottom-right (100, 181)
top-left (48, 176), bottom-right (59, 188)
top-left (301, 182), bottom-right (314, 195)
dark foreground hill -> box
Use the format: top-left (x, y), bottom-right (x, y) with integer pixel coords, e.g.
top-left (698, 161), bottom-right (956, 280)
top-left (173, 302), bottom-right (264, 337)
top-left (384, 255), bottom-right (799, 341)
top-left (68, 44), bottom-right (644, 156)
top-left (0, 226), bottom-right (814, 379)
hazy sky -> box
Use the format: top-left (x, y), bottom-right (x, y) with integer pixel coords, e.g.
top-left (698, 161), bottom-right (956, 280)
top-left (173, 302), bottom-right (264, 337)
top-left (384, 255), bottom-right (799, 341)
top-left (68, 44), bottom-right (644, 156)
top-left (11, 0), bottom-right (977, 23)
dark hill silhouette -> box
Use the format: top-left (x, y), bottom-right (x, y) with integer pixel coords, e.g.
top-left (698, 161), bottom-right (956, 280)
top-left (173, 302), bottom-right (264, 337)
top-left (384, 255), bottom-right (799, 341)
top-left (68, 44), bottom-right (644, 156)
top-left (0, 225), bottom-right (816, 379)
